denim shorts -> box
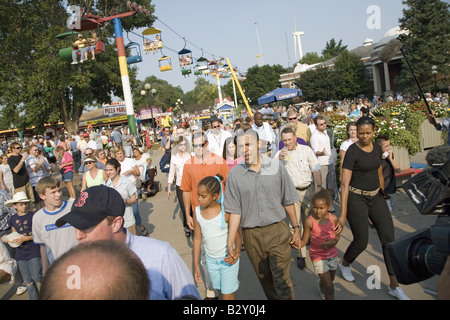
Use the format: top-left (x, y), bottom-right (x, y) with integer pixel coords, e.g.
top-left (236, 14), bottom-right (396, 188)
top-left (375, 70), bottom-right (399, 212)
top-left (312, 256), bottom-right (338, 275)
top-left (62, 170), bottom-right (73, 182)
top-left (205, 254), bottom-right (240, 295)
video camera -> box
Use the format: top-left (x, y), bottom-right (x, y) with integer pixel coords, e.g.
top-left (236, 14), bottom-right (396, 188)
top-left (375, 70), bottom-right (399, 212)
top-left (387, 146), bottom-right (450, 285)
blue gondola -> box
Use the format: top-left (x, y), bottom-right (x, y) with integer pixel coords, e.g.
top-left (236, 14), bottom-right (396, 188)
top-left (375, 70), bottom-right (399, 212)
top-left (125, 41), bottom-right (143, 64)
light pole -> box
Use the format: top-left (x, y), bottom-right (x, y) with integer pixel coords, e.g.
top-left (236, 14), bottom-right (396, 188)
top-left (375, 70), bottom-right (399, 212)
top-left (175, 99), bottom-right (183, 114)
top-left (140, 83), bottom-right (157, 141)
top-left (431, 65), bottom-right (438, 94)
top-left (151, 88), bottom-right (157, 138)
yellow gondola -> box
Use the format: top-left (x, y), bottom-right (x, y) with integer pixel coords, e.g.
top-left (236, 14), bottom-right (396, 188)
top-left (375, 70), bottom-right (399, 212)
top-left (142, 27), bottom-right (163, 54)
top-left (159, 55), bottom-right (172, 72)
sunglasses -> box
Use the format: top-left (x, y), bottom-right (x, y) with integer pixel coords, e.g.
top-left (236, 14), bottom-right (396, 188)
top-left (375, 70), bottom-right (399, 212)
top-left (85, 153), bottom-right (93, 156)
top-left (288, 117), bottom-right (297, 120)
top-left (193, 142), bottom-right (206, 148)
top-left (14, 147), bottom-right (22, 149)
top-left (212, 125), bottom-right (220, 129)
top-left (85, 161), bottom-right (95, 164)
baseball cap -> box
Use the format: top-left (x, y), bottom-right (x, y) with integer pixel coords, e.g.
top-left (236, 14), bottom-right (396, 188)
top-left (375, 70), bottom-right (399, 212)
top-left (56, 186), bottom-right (125, 230)
top-left (83, 132), bottom-right (89, 137)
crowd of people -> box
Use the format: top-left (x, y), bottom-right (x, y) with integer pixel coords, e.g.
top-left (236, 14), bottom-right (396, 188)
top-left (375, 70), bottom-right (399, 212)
top-left (0, 91), bottom-right (448, 301)
top-left (0, 125), bottom-right (203, 300)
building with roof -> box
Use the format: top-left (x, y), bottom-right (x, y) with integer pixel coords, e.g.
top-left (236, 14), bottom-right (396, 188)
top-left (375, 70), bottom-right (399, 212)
top-left (279, 26), bottom-right (406, 97)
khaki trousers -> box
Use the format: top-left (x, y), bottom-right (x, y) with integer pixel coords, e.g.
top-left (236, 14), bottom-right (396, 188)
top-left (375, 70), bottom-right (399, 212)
top-left (290, 185), bottom-right (314, 258)
top-left (14, 182), bottom-right (35, 202)
top-left (242, 220), bottom-right (294, 300)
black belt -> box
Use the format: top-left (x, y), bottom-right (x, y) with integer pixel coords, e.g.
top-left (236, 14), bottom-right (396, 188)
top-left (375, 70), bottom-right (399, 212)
top-left (296, 183), bottom-right (311, 191)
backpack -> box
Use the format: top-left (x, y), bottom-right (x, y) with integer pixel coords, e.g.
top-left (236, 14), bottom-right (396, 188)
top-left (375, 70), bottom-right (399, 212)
top-left (159, 152), bottom-right (170, 173)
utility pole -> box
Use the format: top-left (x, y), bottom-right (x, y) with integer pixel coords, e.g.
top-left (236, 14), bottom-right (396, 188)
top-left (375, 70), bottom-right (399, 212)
top-left (254, 22), bottom-right (264, 66)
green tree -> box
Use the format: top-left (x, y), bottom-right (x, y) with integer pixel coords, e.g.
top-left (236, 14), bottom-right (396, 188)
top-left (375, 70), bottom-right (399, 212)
top-left (299, 52), bottom-right (325, 65)
top-left (0, 0), bottom-right (156, 135)
top-left (396, 0), bottom-right (450, 94)
top-left (333, 50), bottom-right (370, 99)
top-left (322, 38), bottom-right (348, 61)
top-left (180, 77), bottom-right (218, 113)
top-left (133, 76), bottom-right (184, 112)
top-left (241, 64), bottom-right (287, 106)
top-left (295, 51), bottom-right (369, 101)
top-left (295, 66), bottom-right (338, 101)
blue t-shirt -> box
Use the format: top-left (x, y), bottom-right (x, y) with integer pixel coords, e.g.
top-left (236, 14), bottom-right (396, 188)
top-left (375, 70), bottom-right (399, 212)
top-left (69, 141), bottom-right (78, 152)
top-left (9, 211), bottom-right (41, 261)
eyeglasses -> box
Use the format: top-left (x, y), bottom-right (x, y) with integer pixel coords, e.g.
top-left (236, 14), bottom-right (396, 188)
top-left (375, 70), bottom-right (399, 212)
top-left (212, 125), bottom-right (220, 129)
top-left (193, 142), bottom-right (206, 148)
top-left (85, 153), bottom-right (93, 156)
top-left (288, 117), bottom-right (297, 121)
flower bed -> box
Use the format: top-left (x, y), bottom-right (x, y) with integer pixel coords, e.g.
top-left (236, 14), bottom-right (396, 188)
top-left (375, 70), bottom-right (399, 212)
top-left (328, 101), bottom-right (447, 156)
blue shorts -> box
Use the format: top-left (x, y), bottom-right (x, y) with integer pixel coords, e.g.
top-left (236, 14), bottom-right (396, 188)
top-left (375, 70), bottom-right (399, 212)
top-left (62, 171), bottom-right (73, 182)
top-left (205, 255), bottom-right (239, 295)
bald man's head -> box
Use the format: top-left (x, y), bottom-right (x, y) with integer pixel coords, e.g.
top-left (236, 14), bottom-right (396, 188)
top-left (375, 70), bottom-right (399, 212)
top-left (39, 240), bottom-right (149, 300)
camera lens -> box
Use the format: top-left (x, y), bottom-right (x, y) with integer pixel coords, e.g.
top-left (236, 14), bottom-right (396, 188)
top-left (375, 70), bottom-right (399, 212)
top-left (409, 238), bottom-right (446, 279)
top-left (388, 227), bottom-right (448, 285)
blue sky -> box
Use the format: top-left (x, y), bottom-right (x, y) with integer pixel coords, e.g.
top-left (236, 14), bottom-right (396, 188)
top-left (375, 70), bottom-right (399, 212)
top-left (131, 0), bottom-right (407, 93)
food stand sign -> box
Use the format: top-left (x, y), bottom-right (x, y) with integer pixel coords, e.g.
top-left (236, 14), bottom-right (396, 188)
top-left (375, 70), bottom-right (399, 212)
top-left (103, 101), bottom-right (127, 116)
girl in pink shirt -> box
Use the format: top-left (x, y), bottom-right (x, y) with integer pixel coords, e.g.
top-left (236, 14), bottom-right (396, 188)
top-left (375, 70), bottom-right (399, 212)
top-left (300, 189), bottom-right (340, 300)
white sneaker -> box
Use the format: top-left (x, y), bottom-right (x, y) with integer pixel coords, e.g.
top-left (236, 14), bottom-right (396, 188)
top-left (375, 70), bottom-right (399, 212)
top-left (16, 286), bottom-right (27, 295)
top-left (338, 260), bottom-right (355, 282)
top-left (388, 286), bottom-right (411, 300)
top-left (317, 279), bottom-right (325, 300)
top-left (71, 61), bottom-right (78, 64)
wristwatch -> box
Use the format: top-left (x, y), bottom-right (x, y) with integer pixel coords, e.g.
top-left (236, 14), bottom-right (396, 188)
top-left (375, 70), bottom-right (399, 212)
top-left (292, 225), bottom-right (300, 229)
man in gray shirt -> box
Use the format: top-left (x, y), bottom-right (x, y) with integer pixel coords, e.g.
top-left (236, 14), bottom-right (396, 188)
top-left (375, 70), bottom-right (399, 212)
top-left (110, 128), bottom-right (122, 148)
top-left (121, 127), bottom-right (133, 158)
top-left (224, 128), bottom-right (301, 300)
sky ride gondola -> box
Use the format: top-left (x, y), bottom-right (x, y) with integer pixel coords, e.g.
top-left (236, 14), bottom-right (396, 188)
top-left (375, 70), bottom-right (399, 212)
top-left (56, 30), bottom-right (104, 61)
top-left (195, 51), bottom-right (208, 76)
top-left (125, 41), bottom-right (143, 64)
top-left (178, 39), bottom-right (194, 77)
top-left (142, 27), bottom-right (163, 55)
top-left (159, 54), bottom-right (173, 72)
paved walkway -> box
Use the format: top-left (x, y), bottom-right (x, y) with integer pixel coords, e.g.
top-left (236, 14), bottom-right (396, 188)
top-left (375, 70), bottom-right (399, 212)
top-left (0, 148), bottom-right (439, 300)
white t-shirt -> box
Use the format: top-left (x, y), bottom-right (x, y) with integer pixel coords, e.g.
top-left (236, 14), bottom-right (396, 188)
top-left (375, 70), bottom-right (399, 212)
top-left (195, 206), bottom-right (228, 259)
top-left (340, 139), bottom-right (355, 152)
top-left (310, 130), bottom-right (332, 166)
top-left (119, 158), bottom-right (138, 185)
top-left (206, 130), bottom-right (232, 156)
top-left (32, 200), bottom-right (78, 262)
top-left (0, 164), bottom-right (14, 190)
top-left (104, 177), bottom-right (136, 228)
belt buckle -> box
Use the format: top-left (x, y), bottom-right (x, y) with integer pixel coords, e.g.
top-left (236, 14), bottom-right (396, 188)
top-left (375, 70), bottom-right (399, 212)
top-left (362, 190), bottom-right (369, 196)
